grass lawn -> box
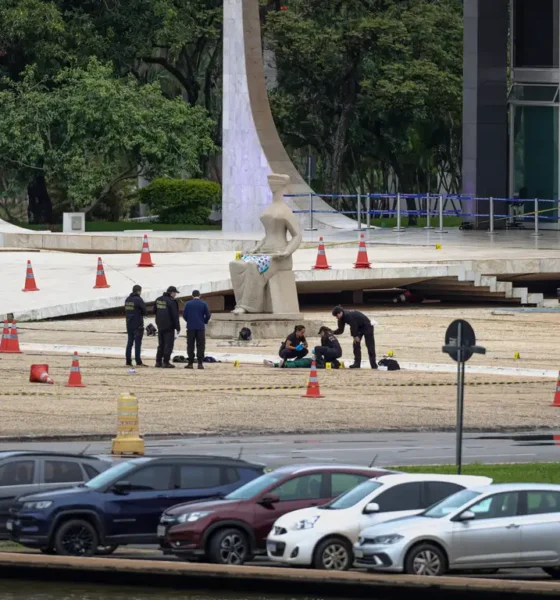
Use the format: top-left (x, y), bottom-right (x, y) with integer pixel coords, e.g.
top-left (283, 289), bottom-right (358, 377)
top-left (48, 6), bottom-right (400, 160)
top-left (395, 463), bottom-right (560, 484)
top-left (369, 216), bottom-right (463, 229)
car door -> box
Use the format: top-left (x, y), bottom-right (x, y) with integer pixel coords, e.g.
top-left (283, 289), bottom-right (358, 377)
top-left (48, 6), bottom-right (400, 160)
top-left (357, 482), bottom-right (424, 531)
top-left (451, 491), bottom-right (521, 568)
top-left (253, 473), bottom-right (330, 545)
top-left (102, 464), bottom-right (175, 541)
top-left (517, 490), bottom-right (560, 565)
top-left (173, 464), bottom-right (226, 504)
top-left (39, 458), bottom-right (86, 491)
top-left (0, 459), bottom-right (38, 538)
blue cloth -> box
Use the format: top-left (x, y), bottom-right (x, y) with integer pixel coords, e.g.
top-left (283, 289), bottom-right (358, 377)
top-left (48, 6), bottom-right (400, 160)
top-left (242, 254), bottom-right (271, 274)
top-left (183, 298), bottom-right (211, 331)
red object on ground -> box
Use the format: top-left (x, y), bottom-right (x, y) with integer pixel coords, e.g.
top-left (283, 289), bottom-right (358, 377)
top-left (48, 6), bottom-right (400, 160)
top-left (30, 364), bottom-right (54, 384)
top-left (354, 234), bottom-right (371, 269)
top-left (65, 351), bottom-right (85, 388)
top-left (551, 372), bottom-right (560, 407)
top-left (0, 321), bottom-right (22, 354)
top-left (94, 257), bottom-right (110, 289)
top-left (302, 354), bottom-right (325, 399)
top-left (312, 237), bottom-right (331, 270)
top-left (137, 234), bottom-right (155, 267)
top-left (22, 260), bottom-right (39, 292)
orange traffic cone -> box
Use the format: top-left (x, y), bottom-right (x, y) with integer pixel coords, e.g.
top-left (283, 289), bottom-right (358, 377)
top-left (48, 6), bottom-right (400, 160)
top-left (65, 351), bottom-right (85, 388)
top-left (137, 234), bottom-right (155, 267)
top-left (30, 364), bottom-right (54, 384)
top-left (302, 353), bottom-right (324, 398)
top-left (0, 319), bottom-right (9, 352)
top-left (22, 260), bottom-right (39, 292)
top-left (1, 321), bottom-right (22, 354)
top-left (551, 372), bottom-right (560, 407)
top-left (354, 234), bottom-right (371, 269)
top-left (312, 237), bottom-right (331, 270)
top-left (94, 257), bottom-right (110, 289)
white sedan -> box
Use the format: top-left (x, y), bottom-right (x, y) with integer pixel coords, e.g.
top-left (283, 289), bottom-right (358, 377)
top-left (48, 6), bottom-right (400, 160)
top-left (266, 473), bottom-right (491, 570)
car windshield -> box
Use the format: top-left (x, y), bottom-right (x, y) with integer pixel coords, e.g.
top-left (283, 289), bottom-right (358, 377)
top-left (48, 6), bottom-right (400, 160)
top-left (225, 472), bottom-right (284, 500)
top-left (423, 489), bottom-right (483, 518)
top-left (84, 461), bottom-right (138, 489)
top-left (320, 480), bottom-right (383, 510)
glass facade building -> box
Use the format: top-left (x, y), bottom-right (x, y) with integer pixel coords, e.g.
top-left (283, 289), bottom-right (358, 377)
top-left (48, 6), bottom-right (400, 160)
top-left (463, 0), bottom-right (560, 228)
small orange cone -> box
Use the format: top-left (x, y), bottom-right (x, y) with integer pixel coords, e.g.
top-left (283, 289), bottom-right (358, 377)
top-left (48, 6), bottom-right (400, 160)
top-left (1, 321), bottom-right (22, 354)
top-left (30, 364), bottom-right (54, 384)
top-left (551, 372), bottom-right (560, 407)
top-left (354, 234), bottom-right (371, 269)
top-left (65, 351), bottom-right (85, 388)
top-left (302, 353), bottom-right (324, 398)
top-left (137, 234), bottom-right (155, 267)
top-left (0, 319), bottom-right (9, 352)
top-left (22, 260), bottom-right (39, 292)
top-left (94, 257), bottom-right (110, 289)
top-left (312, 237), bottom-right (331, 270)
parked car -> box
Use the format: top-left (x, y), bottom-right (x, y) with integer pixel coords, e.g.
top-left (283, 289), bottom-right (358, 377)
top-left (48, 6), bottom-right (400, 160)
top-left (8, 455), bottom-right (264, 556)
top-left (266, 473), bottom-right (492, 571)
top-left (160, 465), bottom-right (396, 565)
top-left (353, 483), bottom-right (560, 577)
top-left (0, 451), bottom-right (112, 540)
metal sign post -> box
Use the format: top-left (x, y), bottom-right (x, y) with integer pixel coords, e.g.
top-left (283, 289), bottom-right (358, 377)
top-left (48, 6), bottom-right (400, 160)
top-left (305, 154), bottom-right (317, 232)
top-left (442, 319), bottom-right (486, 474)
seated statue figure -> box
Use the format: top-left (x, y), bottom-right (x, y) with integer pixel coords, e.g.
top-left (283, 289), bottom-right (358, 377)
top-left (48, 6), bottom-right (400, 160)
top-left (229, 173), bottom-right (302, 314)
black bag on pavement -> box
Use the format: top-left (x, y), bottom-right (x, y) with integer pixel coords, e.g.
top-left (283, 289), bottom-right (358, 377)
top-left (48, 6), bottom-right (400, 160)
top-left (379, 358), bottom-right (400, 371)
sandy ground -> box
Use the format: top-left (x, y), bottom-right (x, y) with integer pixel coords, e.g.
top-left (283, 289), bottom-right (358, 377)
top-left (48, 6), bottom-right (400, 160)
top-left (0, 306), bottom-right (558, 437)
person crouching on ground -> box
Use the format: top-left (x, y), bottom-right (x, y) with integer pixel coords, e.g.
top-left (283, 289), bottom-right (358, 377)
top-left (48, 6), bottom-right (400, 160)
top-left (332, 305), bottom-right (377, 369)
top-left (314, 326), bottom-right (342, 369)
top-left (125, 284), bottom-right (148, 368)
top-left (183, 289), bottom-right (211, 370)
top-left (154, 286), bottom-right (181, 368)
top-left (279, 325), bottom-right (308, 366)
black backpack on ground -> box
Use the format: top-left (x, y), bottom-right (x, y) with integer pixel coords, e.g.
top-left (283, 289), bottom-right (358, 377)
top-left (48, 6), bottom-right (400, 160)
top-left (379, 358), bottom-right (400, 371)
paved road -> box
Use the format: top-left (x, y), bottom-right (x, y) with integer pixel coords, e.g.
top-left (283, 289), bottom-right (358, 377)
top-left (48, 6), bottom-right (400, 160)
top-left (1, 430), bottom-right (558, 468)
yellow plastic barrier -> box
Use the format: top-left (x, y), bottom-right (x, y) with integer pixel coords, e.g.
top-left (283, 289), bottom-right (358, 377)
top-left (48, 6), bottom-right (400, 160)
top-left (111, 392), bottom-right (145, 456)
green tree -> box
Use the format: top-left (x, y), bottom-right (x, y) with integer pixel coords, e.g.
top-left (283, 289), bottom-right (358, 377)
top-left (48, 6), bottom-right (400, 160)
top-left (0, 60), bottom-right (216, 216)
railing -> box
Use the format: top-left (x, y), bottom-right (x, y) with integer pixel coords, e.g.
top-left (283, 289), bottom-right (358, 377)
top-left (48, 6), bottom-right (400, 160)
top-left (285, 193), bottom-right (560, 236)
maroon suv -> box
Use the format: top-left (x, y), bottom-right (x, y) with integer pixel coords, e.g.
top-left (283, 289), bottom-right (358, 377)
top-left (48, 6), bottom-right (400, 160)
top-left (158, 464), bottom-right (394, 565)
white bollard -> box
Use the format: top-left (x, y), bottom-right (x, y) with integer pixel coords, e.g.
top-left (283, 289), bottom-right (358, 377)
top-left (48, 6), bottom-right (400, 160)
top-left (393, 193), bottom-right (406, 232)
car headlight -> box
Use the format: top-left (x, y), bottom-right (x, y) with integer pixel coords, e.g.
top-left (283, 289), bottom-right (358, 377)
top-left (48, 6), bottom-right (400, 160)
top-left (23, 501), bottom-right (52, 510)
top-left (292, 516), bottom-right (320, 531)
top-left (176, 511), bottom-right (212, 524)
top-left (369, 534), bottom-right (404, 545)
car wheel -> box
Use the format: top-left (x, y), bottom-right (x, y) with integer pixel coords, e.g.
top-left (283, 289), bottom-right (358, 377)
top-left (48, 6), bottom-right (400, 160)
top-left (54, 519), bottom-right (99, 557)
top-left (208, 528), bottom-right (250, 566)
top-left (543, 567), bottom-right (560, 579)
top-left (313, 537), bottom-right (353, 571)
top-left (405, 543), bottom-right (447, 577)
top-left (96, 545), bottom-right (119, 556)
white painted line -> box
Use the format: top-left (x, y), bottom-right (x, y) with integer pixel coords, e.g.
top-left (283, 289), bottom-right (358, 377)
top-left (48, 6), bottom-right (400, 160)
top-left (20, 343), bottom-right (558, 379)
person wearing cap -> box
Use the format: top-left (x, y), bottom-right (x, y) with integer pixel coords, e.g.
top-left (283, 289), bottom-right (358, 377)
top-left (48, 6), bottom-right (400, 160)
top-left (332, 306), bottom-right (377, 369)
top-left (124, 284), bottom-right (148, 367)
top-left (314, 326), bottom-right (342, 369)
top-left (183, 290), bottom-right (211, 370)
top-left (154, 286), bottom-right (181, 368)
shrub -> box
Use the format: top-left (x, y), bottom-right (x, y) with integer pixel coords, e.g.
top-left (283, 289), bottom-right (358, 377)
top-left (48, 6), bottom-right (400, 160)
top-left (139, 179), bottom-right (221, 225)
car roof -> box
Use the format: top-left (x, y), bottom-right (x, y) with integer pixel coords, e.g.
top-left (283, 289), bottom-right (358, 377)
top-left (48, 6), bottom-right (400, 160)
top-left (0, 451), bottom-right (110, 462)
top-left (271, 464), bottom-right (398, 476)
top-left (472, 483), bottom-right (560, 494)
top-left (120, 455), bottom-right (265, 468)
top-left (374, 473), bottom-right (492, 486)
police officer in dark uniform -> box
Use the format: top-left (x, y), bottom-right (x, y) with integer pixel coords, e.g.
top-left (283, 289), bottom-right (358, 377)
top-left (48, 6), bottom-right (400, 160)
top-left (332, 306), bottom-right (377, 369)
top-left (314, 326), bottom-right (342, 369)
top-left (125, 284), bottom-right (148, 367)
top-left (154, 286), bottom-right (180, 368)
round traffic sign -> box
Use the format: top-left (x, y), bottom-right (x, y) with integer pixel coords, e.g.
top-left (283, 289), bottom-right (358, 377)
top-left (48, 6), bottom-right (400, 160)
top-left (444, 319), bottom-right (476, 363)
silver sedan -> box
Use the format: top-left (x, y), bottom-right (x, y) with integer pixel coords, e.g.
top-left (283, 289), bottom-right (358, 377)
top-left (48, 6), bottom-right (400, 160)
top-left (354, 483), bottom-right (560, 577)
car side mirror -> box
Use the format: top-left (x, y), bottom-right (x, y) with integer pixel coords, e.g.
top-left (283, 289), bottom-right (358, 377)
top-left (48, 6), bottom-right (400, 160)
top-left (112, 480), bottom-right (132, 495)
top-left (457, 510), bottom-right (475, 522)
top-left (363, 502), bottom-right (380, 515)
top-left (259, 493), bottom-right (280, 506)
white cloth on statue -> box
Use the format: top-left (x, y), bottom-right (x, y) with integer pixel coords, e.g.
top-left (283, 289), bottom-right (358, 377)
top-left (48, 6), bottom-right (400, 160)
top-left (242, 254), bottom-right (271, 274)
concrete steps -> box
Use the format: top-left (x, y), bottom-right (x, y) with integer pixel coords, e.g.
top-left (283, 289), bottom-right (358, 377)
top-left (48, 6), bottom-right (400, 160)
top-left (458, 270), bottom-right (559, 308)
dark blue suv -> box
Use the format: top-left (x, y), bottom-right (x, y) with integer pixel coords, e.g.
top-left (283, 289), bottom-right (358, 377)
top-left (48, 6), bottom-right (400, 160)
top-left (8, 455), bottom-right (264, 556)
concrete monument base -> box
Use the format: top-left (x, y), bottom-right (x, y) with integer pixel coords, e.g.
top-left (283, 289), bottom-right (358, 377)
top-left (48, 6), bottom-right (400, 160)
top-left (207, 313), bottom-right (323, 340)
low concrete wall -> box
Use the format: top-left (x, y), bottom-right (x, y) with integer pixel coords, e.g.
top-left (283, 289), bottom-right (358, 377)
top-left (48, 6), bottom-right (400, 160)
top-left (0, 553), bottom-right (558, 599)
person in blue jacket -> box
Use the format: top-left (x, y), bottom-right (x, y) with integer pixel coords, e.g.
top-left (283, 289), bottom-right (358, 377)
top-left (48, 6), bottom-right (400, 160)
top-left (183, 290), bottom-right (211, 369)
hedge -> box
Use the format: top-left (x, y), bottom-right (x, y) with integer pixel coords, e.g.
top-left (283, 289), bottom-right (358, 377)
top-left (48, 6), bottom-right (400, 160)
top-left (139, 179), bottom-right (221, 225)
